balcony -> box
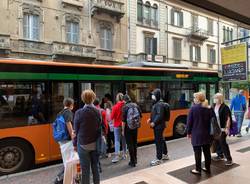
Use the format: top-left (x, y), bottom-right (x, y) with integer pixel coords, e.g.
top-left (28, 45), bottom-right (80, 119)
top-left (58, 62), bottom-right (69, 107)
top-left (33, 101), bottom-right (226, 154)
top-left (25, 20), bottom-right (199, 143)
top-left (91, 0), bottom-right (125, 21)
top-left (52, 42), bottom-right (96, 59)
top-left (187, 27), bottom-right (209, 42)
top-left (138, 18), bottom-right (158, 28)
top-left (11, 39), bottom-right (51, 55)
top-left (96, 49), bottom-right (115, 61)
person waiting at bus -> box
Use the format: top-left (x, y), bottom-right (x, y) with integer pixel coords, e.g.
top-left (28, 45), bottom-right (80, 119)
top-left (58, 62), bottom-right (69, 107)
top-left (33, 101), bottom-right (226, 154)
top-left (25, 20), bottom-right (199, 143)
top-left (105, 101), bottom-right (114, 157)
top-left (54, 98), bottom-right (75, 184)
top-left (230, 89), bottom-right (246, 137)
top-left (74, 90), bottom-right (102, 184)
top-left (212, 93), bottom-right (233, 166)
top-left (111, 93), bottom-right (126, 163)
top-left (122, 94), bottom-right (142, 167)
top-left (186, 92), bottom-right (213, 175)
top-left (147, 88), bottom-right (170, 166)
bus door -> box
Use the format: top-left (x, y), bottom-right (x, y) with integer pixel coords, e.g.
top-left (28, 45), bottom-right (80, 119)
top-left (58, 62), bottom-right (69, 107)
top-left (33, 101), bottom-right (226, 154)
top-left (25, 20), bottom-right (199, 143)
top-left (49, 82), bottom-right (75, 160)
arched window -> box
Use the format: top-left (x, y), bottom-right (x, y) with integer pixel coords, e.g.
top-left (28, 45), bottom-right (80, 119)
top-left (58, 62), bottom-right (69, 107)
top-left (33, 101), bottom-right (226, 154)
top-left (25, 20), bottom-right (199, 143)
top-left (144, 1), bottom-right (151, 25)
top-left (151, 4), bottom-right (158, 27)
top-left (137, 0), bottom-right (143, 22)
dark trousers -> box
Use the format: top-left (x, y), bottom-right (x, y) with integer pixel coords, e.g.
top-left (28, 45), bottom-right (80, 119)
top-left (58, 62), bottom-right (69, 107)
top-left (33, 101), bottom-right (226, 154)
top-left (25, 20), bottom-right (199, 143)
top-left (125, 127), bottom-right (138, 164)
top-left (107, 127), bottom-right (114, 153)
top-left (154, 127), bottom-right (168, 160)
top-left (216, 132), bottom-right (232, 161)
top-left (193, 144), bottom-right (211, 172)
top-left (77, 144), bottom-right (100, 184)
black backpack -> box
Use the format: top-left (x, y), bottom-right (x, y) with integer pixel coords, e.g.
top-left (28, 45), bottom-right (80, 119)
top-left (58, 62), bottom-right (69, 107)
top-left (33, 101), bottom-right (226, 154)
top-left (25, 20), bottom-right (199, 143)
top-left (160, 102), bottom-right (170, 121)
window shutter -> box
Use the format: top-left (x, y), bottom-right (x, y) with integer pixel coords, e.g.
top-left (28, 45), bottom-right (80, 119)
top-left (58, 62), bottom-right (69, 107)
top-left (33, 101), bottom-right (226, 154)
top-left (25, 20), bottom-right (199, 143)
top-left (23, 14), bottom-right (29, 39)
top-left (197, 47), bottom-right (201, 61)
top-left (145, 37), bottom-right (149, 54)
top-left (211, 49), bottom-right (216, 63)
top-left (190, 46), bottom-right (193, 61)
top-left (180, 12), bottom-right (183, 27)
top-left (107, 29), bottom-right (112, 50)
top-left (32, 15), bottom-right (39, 40)
top-left (153, 38), bottom-right (157, 55)
top-left (178, 40), bottom-right (181, 59)
top-left (100, 28), bottom-right (105, 49)
top-left (171, 9), bottom-right (174, 25)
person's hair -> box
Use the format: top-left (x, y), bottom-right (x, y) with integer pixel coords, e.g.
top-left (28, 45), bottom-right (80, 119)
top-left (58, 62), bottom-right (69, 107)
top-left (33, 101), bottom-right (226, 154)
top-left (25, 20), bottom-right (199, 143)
top-left (193, 92), bottom-right (206, 104)
top-left (93, 98), bottom-right (100, 106)
top-left (104, 100), bottom-right (113, 109)
top-left (214, 93), bottom-right (224, 104)
top-left (202, 99), bottom-right (209, 108)
top-left (116, 93), bottom-right (124, 102)
top-left (63, 97), bottom-right (74, 107)
top-left (123, 94), bottom-right (131, 103)
top-left (81, 89), bottom-right (96, 104)
top-left (105, 93), bottom-right (112, 101)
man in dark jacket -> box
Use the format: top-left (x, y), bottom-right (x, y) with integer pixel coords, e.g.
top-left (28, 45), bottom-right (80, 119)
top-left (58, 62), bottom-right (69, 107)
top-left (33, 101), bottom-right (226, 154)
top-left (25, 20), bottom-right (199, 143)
top-left (147, 88), bottom-right (170, 166)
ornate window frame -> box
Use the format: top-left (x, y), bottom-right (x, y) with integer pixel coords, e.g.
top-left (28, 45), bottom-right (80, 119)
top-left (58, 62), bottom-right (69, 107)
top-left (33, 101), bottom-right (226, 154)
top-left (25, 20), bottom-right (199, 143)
top-left (18, 3), bottom-right (44, 41)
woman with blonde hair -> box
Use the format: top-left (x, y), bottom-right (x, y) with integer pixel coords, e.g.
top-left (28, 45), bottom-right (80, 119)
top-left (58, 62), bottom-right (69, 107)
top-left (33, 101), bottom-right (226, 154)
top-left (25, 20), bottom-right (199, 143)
top-left (187, 92), bottom-right (214, 175)
top-left (73, 89), bottom-right (102, 184)
top-left (212, 93), bottom-right (233, 166)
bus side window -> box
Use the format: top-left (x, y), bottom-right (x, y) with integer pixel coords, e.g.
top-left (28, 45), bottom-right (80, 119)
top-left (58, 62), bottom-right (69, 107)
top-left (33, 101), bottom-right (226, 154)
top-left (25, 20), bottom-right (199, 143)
top-left (0, 82), bottom-right (48, 129)
top-left (50, 82), bottom-right (74, 121)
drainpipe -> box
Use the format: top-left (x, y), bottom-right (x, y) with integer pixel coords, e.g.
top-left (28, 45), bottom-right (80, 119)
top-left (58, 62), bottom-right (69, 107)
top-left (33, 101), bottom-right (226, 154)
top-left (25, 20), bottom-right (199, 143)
top-left (166, 5), bottom-right (169, 63)
top-left (88, 0), bottom-right (92, 38)
top-left (128, 0), bottom-right (131, 62)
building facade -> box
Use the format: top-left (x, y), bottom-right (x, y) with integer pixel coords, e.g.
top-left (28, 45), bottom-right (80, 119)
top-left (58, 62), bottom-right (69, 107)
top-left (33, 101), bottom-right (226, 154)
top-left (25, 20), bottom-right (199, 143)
top-left (0, 0), bottom-right (127, 64)
top-left (128, 0), bottom-right (250, 72)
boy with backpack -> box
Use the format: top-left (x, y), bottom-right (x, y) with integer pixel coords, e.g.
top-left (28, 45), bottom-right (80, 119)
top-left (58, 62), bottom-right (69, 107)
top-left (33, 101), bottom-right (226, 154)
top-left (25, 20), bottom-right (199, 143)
top-left (53, 98), bottom-right (75, 184)
top-left (122, 94), bottom-right (142, 167)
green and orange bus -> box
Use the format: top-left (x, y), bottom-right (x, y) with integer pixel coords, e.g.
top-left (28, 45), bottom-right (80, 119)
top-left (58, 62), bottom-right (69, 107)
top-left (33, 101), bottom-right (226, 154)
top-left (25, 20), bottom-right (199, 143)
top-left (0, 59), bottom-right (219, 174)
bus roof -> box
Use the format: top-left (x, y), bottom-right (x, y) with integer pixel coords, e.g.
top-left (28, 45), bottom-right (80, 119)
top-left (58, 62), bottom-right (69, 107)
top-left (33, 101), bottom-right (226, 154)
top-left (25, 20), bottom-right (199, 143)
top-left (0, 58), bottom-right (218, 74)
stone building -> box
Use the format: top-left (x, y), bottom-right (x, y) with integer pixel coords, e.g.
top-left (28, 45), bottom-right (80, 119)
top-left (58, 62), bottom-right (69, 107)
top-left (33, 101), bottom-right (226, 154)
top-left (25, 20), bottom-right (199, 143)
top-left (0, 0), bottom-right (127, 64)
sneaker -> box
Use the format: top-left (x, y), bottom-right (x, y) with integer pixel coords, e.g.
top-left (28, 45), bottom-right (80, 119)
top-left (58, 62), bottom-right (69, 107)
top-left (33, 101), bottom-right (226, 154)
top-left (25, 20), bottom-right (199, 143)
top-left (246, 127), bottom-right (249, 133)
top-left (212, 156), bottom-right (224, 161)
top-left (122, 154), bottom-right (127, 160)
top-left (150, 159), bottom-right (162, 166)
top-left (162, 154), bottom-right (169, 160)
top-left (190, 169), bottom-right (201, 175)
top-left (112, 156), bottom-right (120, 163)
top-left (201, 167), bottom-right (211, 174)
top-left (128, 161), bottom-right (136, 167)
top-left (237, 133), bottom-right (242, 137)
top-left (225, 160), bottom-right (234, 166)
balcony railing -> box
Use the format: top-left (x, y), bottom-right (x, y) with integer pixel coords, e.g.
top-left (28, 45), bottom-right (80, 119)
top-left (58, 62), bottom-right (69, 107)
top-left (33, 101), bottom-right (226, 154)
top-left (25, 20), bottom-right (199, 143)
top-left (187, 27), bottom-right (209, 41)
top-left (138, 17), bottom-right (158, 28)
top-left (91, 0), bottom-right (125, 21)
top-left (52, 42), bottom-right (96, 58)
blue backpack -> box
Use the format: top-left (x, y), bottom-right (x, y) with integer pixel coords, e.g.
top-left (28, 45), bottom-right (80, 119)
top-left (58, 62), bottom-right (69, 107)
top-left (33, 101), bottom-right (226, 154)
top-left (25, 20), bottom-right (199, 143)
top-left (53, 114), bottom-right (69, 142)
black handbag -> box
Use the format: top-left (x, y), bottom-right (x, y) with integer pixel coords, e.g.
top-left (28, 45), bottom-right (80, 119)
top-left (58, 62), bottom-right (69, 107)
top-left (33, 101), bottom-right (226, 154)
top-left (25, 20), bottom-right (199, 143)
top-left (210, 117), bottom-right (221, 140)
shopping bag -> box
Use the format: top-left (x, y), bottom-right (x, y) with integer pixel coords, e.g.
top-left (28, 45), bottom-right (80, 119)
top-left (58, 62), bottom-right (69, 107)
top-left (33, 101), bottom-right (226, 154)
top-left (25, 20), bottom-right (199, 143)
top-left (64, 151), bottom-right (81, 184)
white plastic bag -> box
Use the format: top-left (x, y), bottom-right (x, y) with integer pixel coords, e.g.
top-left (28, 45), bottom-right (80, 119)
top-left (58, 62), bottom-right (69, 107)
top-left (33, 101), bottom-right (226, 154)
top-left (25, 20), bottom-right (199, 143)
top-left (63, 151), bottom-right (80, 184)
top-left (59, 141), bottom-right (75, 168)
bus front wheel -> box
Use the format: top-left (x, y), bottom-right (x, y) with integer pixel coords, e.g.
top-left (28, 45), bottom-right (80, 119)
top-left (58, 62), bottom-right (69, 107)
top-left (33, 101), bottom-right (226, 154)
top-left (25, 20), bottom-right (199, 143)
top-left (0, 139), bottom-right (34, 175)
top-left (173, 117), bottom-right (187, 138)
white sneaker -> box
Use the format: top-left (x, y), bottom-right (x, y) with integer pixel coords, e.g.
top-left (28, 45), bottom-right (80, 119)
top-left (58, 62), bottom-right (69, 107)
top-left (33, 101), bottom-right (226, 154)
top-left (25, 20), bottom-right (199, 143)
top-left (150, 159), bottom-right (162, 166)
top-left (112, 156), bottom-right (120, 163)
top-left (162, 154), bottom-right (169, 160)
top-left (122, 154), bottom-right (127, 160)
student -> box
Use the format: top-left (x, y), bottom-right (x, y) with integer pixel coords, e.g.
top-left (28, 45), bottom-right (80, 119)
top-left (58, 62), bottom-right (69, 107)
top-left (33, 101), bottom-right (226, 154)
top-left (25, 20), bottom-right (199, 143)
top-left (186, 92), bottom-right (213, 175)
top-left (122, 94), bottom-right (142, 167)
top-left (147, 88), bottom-right (170, 166)
top-left (230, 89), bottom-right (246, 137)
top-left (111, 93), bottom-right (126, 163)
top-left (74, 90), bottom-right (102, 184)
top-left (105, 101), bottom-right (114, 157)
top-left (54, 98), bottom-right (74, 184)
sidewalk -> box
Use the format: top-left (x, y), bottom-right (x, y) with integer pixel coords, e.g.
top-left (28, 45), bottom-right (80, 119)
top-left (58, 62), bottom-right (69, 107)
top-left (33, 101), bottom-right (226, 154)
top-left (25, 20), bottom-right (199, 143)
top-left (0, 124), bottom-right (249, 184)
top-left (102, 137), bottom-right (250, 184)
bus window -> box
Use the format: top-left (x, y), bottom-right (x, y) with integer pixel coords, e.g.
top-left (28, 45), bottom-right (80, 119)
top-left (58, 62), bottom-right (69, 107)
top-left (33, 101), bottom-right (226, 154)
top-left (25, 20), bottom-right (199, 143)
top-left (0, 82), bottom-right (48, 129)
top-left (126, 83), bottom-right (160, 112)
top-left (163, 82), bottom-right (194, 109)
top-left (94, 83), bottom-right (111, 101)
top-left (51, 82), bottom-right (74, 120)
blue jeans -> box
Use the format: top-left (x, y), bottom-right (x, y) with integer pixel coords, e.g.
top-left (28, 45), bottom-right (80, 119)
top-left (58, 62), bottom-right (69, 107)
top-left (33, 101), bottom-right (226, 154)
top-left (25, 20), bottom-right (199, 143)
top-left (77, 144), bottom-right (100, 184)
top-left (234, 112), bottom-right (244, 134)
top-left (114, 127), bottom-right (126, 155)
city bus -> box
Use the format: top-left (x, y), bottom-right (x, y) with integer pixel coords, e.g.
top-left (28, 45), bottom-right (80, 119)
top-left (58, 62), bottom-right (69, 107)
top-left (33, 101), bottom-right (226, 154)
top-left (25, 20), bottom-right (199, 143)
top-left (0, 59), bottom-right (219, 174)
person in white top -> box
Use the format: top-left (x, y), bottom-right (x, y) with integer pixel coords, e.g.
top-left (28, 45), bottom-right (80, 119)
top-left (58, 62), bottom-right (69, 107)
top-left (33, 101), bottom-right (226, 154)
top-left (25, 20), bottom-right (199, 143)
top-left (212, 93), bottom-right (233, 166)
